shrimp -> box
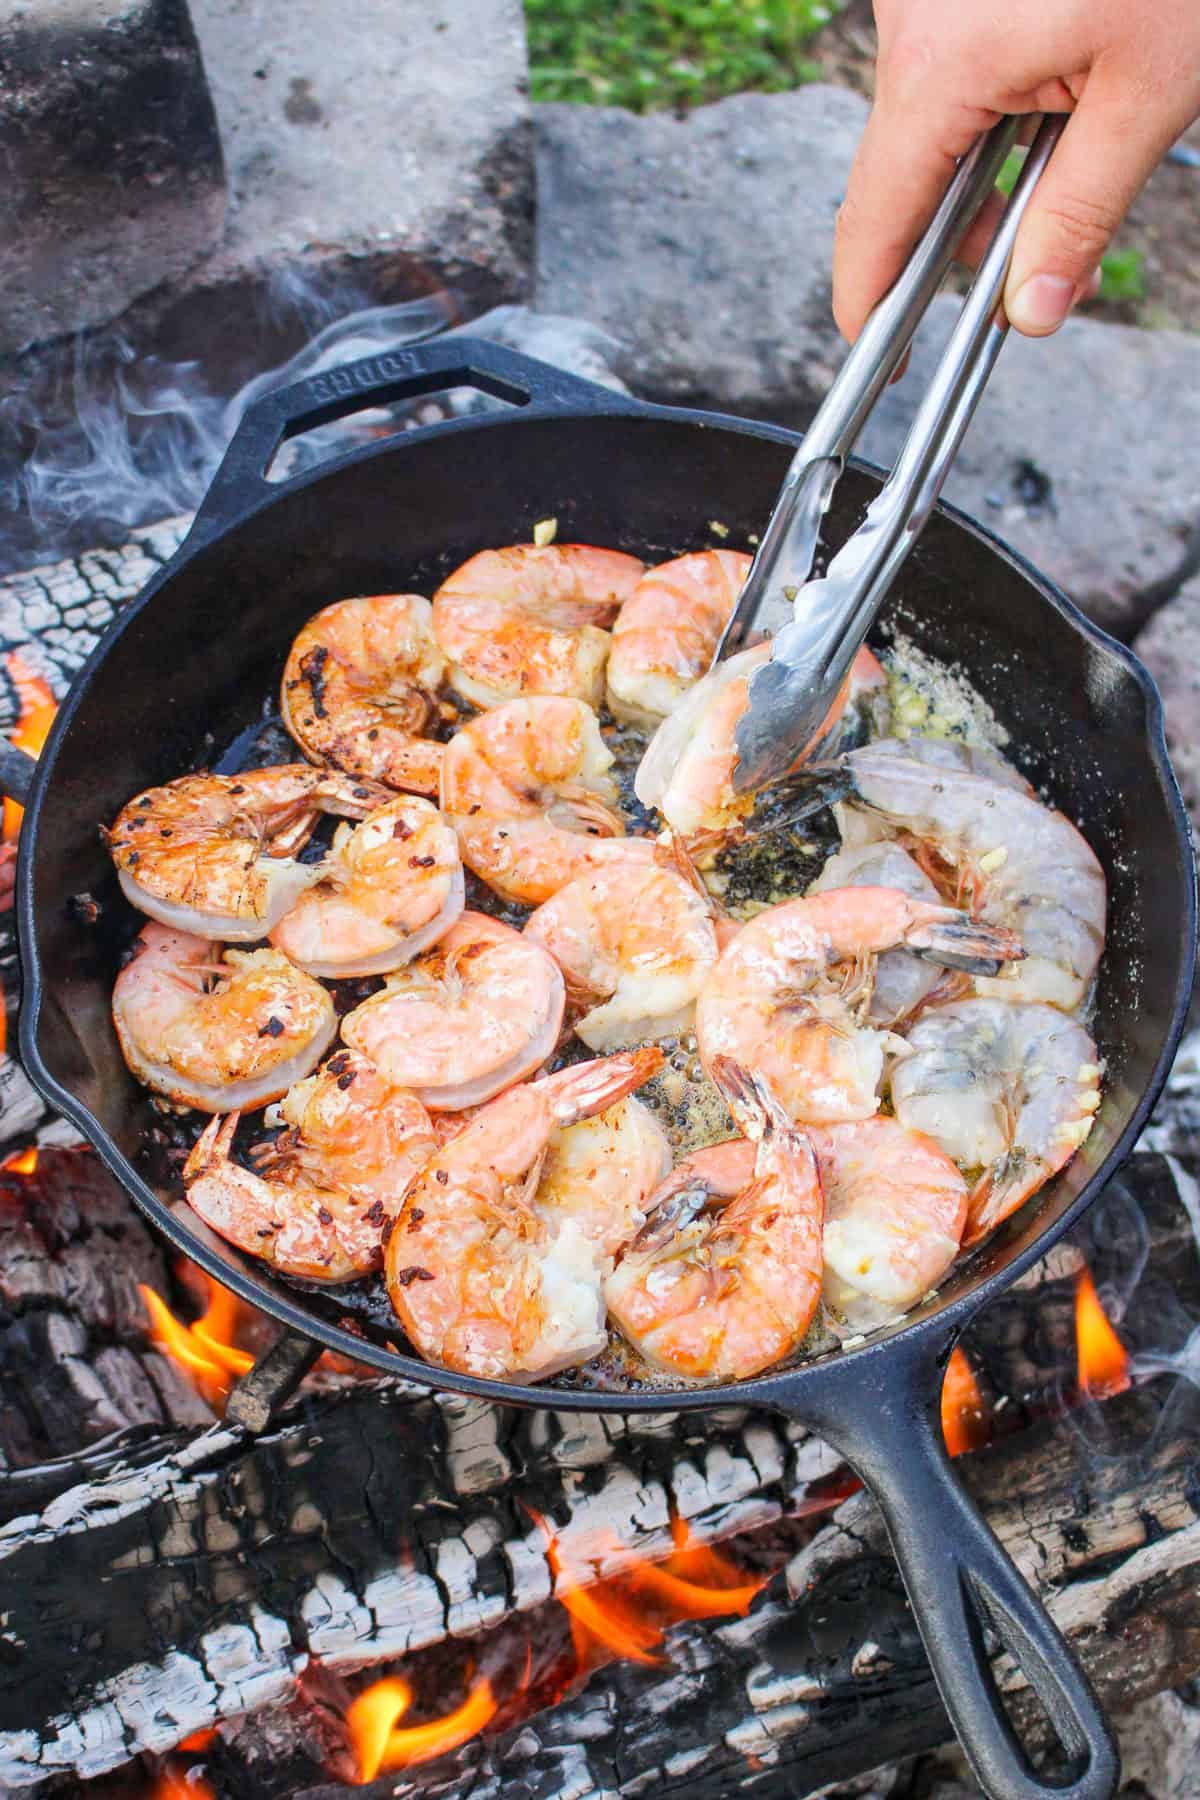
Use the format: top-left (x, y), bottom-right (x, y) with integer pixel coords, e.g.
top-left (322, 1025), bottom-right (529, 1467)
top-left (605, 550), bottom-right (751, 728)
top-left (340, 911), bottom-right (566, 1111)
top-left (604, 1058), bottom-right (823, 1383)
top-left (432, 544), bottom-right (645, 710)
top-left (823, 742), bottom-right (1106, 1011)
top-left (809, 1118), bottom-right (967, 1328)
top-left (889, 998), bottom-right (1102, 1246)
top-left (109, 765), bottom-right (391, 941)
top-left (385, 1047), bottom-right (665, 1381)
top-left (281, 595), bottom-right (447, 796)
top-left (695, 887), bottom-right (1025, 1125)
top-left (635, 644), bottom-right (887, 837)
top-left (811, 840), bottom-right (949, 1025)
top-left (112, 923), bottom-right (336, 1111)
top-left (269, 795), bottom-right (464, 977)
top-left (183, 1051), bottom-right (438, 1280)
top-left (523, 854), bottom-right (720, 1050)
top-left (440, 695), bottom-right (656, 906)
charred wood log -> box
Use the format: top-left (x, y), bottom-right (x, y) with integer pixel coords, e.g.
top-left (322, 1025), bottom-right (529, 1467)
top-left (0, 1150), bottom-right (1196, 1790)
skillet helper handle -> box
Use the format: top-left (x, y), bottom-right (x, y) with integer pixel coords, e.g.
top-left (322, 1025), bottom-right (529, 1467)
top-left (188, 336), bottom-right (642, 546)
top-left (797, 1339), bottom-right (1118, 1800)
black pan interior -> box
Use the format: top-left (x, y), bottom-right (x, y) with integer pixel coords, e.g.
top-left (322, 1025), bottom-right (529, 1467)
top-left (21, 408), bottom-right (1194, 1392)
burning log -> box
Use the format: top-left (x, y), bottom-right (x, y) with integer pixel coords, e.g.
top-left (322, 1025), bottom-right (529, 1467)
top-left (0, 1149), bottom-right (1196, 1793)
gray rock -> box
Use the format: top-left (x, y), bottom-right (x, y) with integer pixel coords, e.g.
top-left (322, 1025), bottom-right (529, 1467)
top-left (858, 297), bottom-right (1200, 637)
top-left (0, 0), bottom-right (227, 353)
top-left (157, 0), bottom-right (535, 387)
top-left (535, 87), bottom-right (868, 419)
top-left (1133, 572), bottom-right (1200, 834)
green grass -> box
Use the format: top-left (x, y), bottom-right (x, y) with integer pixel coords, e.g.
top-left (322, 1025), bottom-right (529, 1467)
top-left (526, 0), bottom-right (837, 112)
top-left (1097, 246), bottom-right (1146, 304)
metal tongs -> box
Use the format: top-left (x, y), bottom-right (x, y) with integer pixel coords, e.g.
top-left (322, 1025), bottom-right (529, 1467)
top-left (720, 113), bottom-right (1066, 792)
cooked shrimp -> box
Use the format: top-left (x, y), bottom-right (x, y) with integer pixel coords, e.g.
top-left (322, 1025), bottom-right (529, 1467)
top-left (695, 887), bottom-right (1025, 1124)
top-left (269, 795), bottom-right (463, 977)
top-left (281, 595), bottom-right (447, 795)
top-left (890, 998), bottom-right (1102, 1246)
top-left (440, 695), bottom-right (655, 906)
top-left (109, 765), bottom-right (390, 941)
top-left (604, 1058), bottom-right (823, 1383)
top-left (605, 550), bottom-right (751, 728)
top-left (811, 840), bottom-right (948, 1025)
top-left (340, 911), bottom-right (565, 1111)
top-left (809, 1117), bottom-right (967, 1328)
top-left (523, 853), bottom-right (720, 1051)
top-left (183, 1051), bottom-right (437, 1280)
top-left (386, 1047), bottom-right (665, 1381)
top-left (827, 742), bottom-right (1106, 1011)
top-left (432, 544), bottom-right (645, 710)
top-left (112, 923), bottom-right (335, 1111)
top-left (635, 644), bottom-right (886, 837)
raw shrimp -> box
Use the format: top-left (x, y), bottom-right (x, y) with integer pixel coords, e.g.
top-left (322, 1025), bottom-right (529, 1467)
top-left (269, 795), bottom-right (463, 978)
top-left (109, 765), bottom-right (390, 941)
top-left (524, 852), bottom-right (720, 1051)
top-left (432, 544), bottom-right (645, 710)
top-left (112, 923), bottom-right (335, 1111)
top-left (890, 998), bottom-right (1102, 1246)
top-left (826, 742), bottom-right (1106, 1011)
top-left (440, 695), bottom-right (656, 905)
top-left (809, 1118), bottom-right (967, 1328)
top-left (340, 911), bottom-right (566, 1110)
top-left (386, 1046), bottom-right (665, 1381)
top-left (604, 1058), bottom-right (823, 1383)
top-left (281, 595), bottom-right (447, 795)
top-left (183, 1051), bottom-right (438, 1281)
top-left (635, 644), bottom-right (886, 837)
top-left (695, 887), bottom-right (1025, 1125)
top-left (605, 550), bottom-right (750, 728)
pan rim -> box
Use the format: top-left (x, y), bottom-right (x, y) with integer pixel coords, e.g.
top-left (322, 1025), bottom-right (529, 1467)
top-left (14, 400), bottom-right (1197, 1413)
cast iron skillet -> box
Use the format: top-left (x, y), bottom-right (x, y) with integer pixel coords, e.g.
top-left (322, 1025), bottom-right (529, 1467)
top-left (4, 341), bottom-right (1194, 1800)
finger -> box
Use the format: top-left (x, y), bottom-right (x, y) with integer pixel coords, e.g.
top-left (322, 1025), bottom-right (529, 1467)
top-left (833, 84), bottom-right (998, 342)
top-left (1005, 80), bottom-right (1181, 335)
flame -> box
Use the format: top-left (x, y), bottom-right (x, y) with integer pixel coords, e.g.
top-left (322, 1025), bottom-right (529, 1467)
top-left (3, 1147), bottom-right (38, 1175)
top-left (149, 1766), bottom-right (215, 1800)
top-left (941, 1345), bottom-right (990, 1457)
top-left (139, 1275), bottom-right (255, 1409)
top-left (346, 1674), bottom-right (497, 1782)
top-left (1075, 1266), bottom-right (1130, 1399)
top-left (176, 1728), bottom-right (216, 1752)
top-left (627, 1514), bottom-right (765, 1618)
top-left (2, 653), bottom-right (58, 841)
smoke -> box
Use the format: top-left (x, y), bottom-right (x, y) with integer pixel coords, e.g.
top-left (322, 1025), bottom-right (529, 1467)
top-left (0, 285), bottom-right (628, 571)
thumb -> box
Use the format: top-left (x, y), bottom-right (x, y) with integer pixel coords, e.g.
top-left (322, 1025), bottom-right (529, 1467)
top-left (1005, 80), bottom-right (1175, 336)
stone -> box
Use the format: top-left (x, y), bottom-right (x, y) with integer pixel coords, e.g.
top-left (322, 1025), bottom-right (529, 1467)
top-left (1132, 573), bottom-right (1200, 837)
top-left (535, 86), bottom-right (868, 420)
top-left (0, 0), bottom-right (227, 353)
top-left (144, 0), bottom-right (535, 389)
top-left (858, 297), bottom-right (1200, 638)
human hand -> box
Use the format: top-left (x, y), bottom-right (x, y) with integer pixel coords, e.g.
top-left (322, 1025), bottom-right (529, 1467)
top-left (833, 0), bottom-right (1200, 341)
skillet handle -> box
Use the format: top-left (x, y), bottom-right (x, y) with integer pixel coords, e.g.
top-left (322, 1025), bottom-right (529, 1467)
top-left (187, 337), bottom-right (646, 547)
top-left (788, 1333), bottom-right (1118, 1800)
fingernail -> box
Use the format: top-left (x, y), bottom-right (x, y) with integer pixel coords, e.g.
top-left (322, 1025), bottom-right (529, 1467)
top-left (1080, 267), bottom-right (1102, 302)
top-left (1008, 273), bottom-right (1076, 335)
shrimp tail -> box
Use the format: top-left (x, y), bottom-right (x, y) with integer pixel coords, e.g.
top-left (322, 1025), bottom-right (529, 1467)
top-left (630, 1180), bottom-right (710, 1253)
top-left (905, 913), bottom-right (1027, 974)
top-left (709, 1056), bottom-right (792, 1142)
top-left (963, 1151), bottom-right (1036, 1246)
top-left (756, 762), bottom-right (853, 830)
top-left (184, 1110), bottom-right (240, 1181)
top-left (539, 1046), bottom-right (664, 1125)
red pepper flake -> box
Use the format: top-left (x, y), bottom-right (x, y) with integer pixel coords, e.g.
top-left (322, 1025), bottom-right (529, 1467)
top-left (407, 1207), bottom-right (425, 1227)
top-left (259, 1016), bottom-right (285, 1038)
top-left (317, 1205), bottom-right (333, 1226)
top-left (392, 818), bottom-right (414, 840)
top-left (408, 854), bottom-right (436, 868)
top-left (365, 1199), bottom-right (386, 1225)
top-left (435, 1170), bottom-right (448, 1186)
top-left (396, 1266), bottom-right (435, 1286)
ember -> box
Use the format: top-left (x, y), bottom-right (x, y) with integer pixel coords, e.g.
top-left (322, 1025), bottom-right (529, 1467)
top-left (139, 1270), bottom-right (255, 1410)
top-left (3, 1145), bottom-right (38, 1174)
top-left (2, 650), bottom-right (57, 840)
top-left (941, 1344), bottom-right (990, 1457)
top-left (1075, 1264), bottom-right (1131, 1399)
top-left (346, 1674), bottom-right (498, 1782)
top-left (149, 1763), bottom-right (215, 1800)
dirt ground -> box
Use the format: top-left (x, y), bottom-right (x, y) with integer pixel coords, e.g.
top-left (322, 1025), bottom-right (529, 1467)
top-left (808, 0), bottom-right (1199, 335)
